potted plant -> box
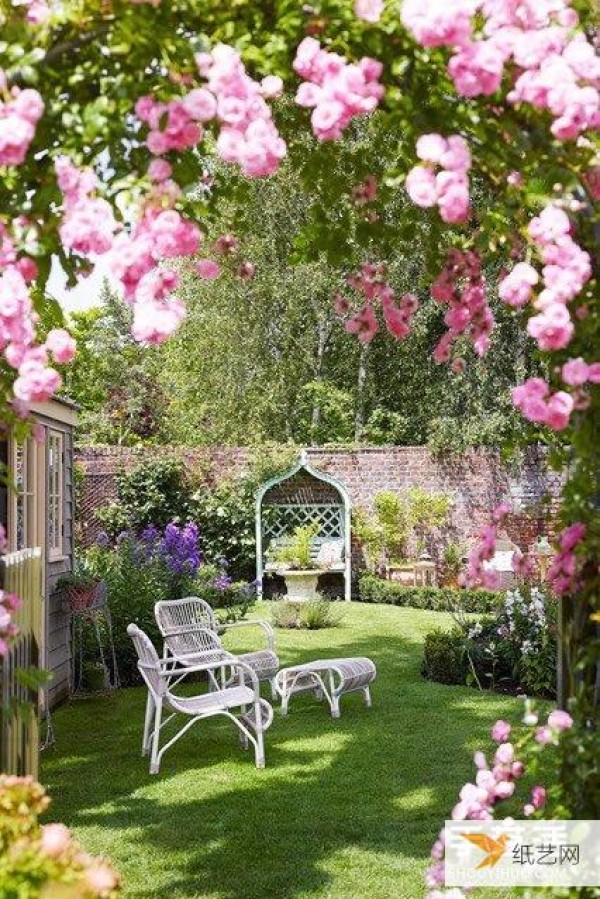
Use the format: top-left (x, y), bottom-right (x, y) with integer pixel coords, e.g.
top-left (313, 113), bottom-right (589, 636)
top-left (57, 564), bottom-right (100, 611)
top-left (441, 541), bottom-right (465, 588)
top-left (82, 660), bottom-right (107, 692)
top-left (267, 523), bottom-right (322, 601)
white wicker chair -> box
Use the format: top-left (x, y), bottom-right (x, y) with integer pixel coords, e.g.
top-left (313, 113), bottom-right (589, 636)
top-left (154, 597), bottom-right (280, 698)
top-left (127, 624), bottom-right (273, 773)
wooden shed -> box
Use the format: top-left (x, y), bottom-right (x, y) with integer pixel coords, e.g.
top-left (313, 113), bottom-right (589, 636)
top-left (1, 396), bottom-right (77, 707)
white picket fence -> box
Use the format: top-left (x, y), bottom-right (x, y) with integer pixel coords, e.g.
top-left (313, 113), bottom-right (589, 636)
top-left (0, 547), bottom-right (43, 777)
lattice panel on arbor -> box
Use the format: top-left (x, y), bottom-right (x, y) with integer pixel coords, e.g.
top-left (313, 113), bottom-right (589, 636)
top-left (263, 504), bottom-right (344, 540)
top-left (265, 471), bottom-right (340, 506)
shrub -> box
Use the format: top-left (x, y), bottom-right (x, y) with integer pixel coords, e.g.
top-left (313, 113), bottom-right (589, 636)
top-left (271, 598), bottom-right (345, 630)
top-left (189, 477), bottom-right (257, 581)
top-left (422, 587), bottom-right (557, 698)
top-left (421, 628), bottom-right (468, 685)
top-left (0, 775), bottom-right (120, 897)
top-left (267, 522), bottom-right (321, 570)
top-left (301, 598), bottom-right (345, 630)
top-left (97, 458), bottom-right (190, 538)
top-left (85, 524), bottom-right (256, 685)
top-left (358, 573), bottom-right (500, 613)
top-left (353, 487), bottom-right (452, 568)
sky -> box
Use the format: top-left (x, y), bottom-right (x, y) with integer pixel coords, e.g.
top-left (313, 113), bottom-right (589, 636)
top-left (47, 256), bottom-right (113, 313)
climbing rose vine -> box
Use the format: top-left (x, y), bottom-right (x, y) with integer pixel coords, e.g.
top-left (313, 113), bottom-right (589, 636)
top-left (425, 705), bottom-right (575, 899)
top-left (0, 1), bottom-right (597, 893)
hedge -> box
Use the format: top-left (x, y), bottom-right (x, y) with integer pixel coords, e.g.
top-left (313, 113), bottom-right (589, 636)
top-left (421, 624), bottom-right (514, 689)
top-left (357, 573), bottom-right (501, 614)
top-left (421, 628), bottom-right (469, 685)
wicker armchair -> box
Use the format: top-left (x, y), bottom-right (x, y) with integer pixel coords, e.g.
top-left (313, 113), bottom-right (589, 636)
top-left (154, 597), bottom-right (280, 698)
top-left (127, 623), bottom-right (273, 773)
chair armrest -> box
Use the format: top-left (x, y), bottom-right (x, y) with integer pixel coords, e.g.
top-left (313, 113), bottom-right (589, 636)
top-left (159, 648), bottom-right (230, 668)
top-left (219, 618), bottom-right (275, 651)
top-left (163, 655), bottom-right (261, 695)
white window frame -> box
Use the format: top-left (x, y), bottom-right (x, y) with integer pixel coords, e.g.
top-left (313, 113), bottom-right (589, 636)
top-left (47, 429), bottom-right (64, 561)
top-left (8, 436), bottom-right (42, 552)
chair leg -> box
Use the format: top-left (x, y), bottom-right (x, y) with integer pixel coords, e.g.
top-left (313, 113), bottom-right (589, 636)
top-left (254, 702), bottom-right (265, 769)
top-left (270, 678), bottom-right (278, 701)
top-left (142, 692), bottom-right (154, 756)
top-left (331, 695), bottom-right (341, 719)
top-left (363, 686), bottom-right (372, 708)
top-left (149, 699), bottom-right (163, 775)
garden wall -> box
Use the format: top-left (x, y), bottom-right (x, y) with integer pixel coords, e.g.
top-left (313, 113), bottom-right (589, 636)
top-left (75, 445), bottom-right (562, 554)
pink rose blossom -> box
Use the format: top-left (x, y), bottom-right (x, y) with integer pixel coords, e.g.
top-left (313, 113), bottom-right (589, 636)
top-left (405, 166), bottom-right (438, 207)
top-left (416, 133), bottom-right (448, 164)
top-left (527, 303), bottom-right (573, 351)
top-left (354, 0), bottom-right (384, 23)
top-left (491, 720), bottom-right (511, 743)
top-left (293, 39), bottom-right (384, 141)
top-left (148, 159), bottom-right (172, 182)
top-left (401, 0), bottom-right (476, 48)
top-left (531, 785), bottom-right (547, 809)
top-left (545, 391), bottom-right (574, 431)
top-left (562, 357), bottom-right (589, 386)
top-left (196, 259), bottom-right (221, 280)
top-left (494, 742), bottom-right (514, 765)
top-left (448, 40), bottom-right (505, 97)
top-left (535, 726), bottom-right (554, 745)
top-left (40, 823), bottom-right (71, 858)
top-left (547, 709), bottom-right (573, 732)
top-left (45, 329), bottom-right (76, 364)
top-left (498, 262), bottom-right (539, 307)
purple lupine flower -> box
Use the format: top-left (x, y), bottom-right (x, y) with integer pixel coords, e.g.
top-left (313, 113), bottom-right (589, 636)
top-left (139, 523), bottom-right (161, 561)
top-left (140, 524), bottom-right (160, 545)
top-left (159, 521), bottom-right (201, 577)
top-left (95, 530), bottom-right (110, 548)
top-left (213, 571), bottom-right (233, 592)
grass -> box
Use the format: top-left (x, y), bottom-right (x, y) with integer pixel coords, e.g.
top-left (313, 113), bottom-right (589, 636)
top-left (42, 602), bottom-right (522, 899)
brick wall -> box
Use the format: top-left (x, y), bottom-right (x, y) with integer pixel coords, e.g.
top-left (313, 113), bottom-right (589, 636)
top-left (75, 444), bottom-right (562, 555)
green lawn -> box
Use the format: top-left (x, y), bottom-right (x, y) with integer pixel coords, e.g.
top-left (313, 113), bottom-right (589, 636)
top-left (42, 603), bottom-right (521, 899)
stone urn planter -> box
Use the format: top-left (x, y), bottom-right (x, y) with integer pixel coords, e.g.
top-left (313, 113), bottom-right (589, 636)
top-left (282, 569), bottom-right (321, 602)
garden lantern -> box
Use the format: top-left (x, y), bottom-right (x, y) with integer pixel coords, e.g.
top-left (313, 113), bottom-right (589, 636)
top-left (533, 535), bottom-right (552, 582)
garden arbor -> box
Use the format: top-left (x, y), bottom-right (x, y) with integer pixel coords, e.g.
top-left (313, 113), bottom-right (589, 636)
top-left (255, 452), bottom-right (351, 602)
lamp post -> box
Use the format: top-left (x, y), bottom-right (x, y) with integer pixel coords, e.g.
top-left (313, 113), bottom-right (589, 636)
top-left (533, 535), bottom-right (552, 583)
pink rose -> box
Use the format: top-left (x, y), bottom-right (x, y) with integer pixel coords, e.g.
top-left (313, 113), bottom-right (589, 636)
top-left (494, 780), bottom-right (515, 800)
top-left (405, 165), bottom-right (438, 207)
top-left (148, 159), bottom-right (172, 182)
top-left (354, 0), bottom-right (384, 23)
top-left (45, 328), bottom-right (76, 364)
top-left (562, 357), bottom-right (589, 386)
top-left (440, 135), bottom-right (471, 173)
top-left (531, 785), bottom-right (546, 809)
top-left (182, 87), bottom-right (217, 121)
top-left (490, 719), bottom-right (511, 743)
top-left (493, 742), bottom-right (514, 765)
top-left (40, 823), bottom-right (71, 858)
top-left (498, 262), bottom-right (539, 308)
top-left (260, 75), bottom-right (284, 98)
top-left (195, 259), bottom-right (220, 280)
top-left (535, 726), bottom-right (554, 745)
top-left (545, 391), bottom-right (574, 431)
top-left (547, 709), bottom-right (573, 732)
top-left (415, 133), bottom-right (447, 164)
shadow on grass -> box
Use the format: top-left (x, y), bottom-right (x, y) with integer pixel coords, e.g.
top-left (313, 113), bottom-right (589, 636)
top-left (43, 621), bottom-right (518, 899)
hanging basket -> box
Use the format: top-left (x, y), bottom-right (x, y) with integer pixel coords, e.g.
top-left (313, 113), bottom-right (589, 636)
top-left (65, 583), bottom-right (99, 611)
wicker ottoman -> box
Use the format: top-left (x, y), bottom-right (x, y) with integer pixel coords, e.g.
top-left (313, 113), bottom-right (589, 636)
top-left (275, 657), bottom-right (376, 719)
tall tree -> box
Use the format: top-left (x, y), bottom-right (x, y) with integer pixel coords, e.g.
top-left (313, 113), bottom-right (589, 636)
top-left (64, 283), bottom-right (166, 445)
